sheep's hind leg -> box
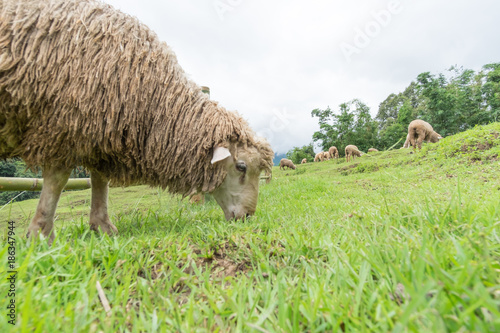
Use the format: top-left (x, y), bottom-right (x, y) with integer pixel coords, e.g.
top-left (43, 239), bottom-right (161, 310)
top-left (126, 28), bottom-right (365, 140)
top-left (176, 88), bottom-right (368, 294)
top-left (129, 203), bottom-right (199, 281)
top-left (89, 171), bottom-right (118, 235)
top-left (26, 165), bottom-right (72, 245)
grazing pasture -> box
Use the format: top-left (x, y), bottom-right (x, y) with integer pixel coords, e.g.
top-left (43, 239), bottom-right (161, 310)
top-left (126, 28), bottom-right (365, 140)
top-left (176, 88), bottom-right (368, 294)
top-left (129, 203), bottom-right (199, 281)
top-left (1, 123), bottom-right (499, 332)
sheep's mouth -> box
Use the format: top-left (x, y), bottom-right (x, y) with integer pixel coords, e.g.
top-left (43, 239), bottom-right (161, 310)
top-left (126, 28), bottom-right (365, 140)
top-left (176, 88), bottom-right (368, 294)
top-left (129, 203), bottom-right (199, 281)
top-left (227, 211), bottom-right (253, 221)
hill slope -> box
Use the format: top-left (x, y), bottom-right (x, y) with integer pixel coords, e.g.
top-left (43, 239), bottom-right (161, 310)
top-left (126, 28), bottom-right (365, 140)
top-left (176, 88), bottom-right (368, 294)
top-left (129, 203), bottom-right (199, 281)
top-left (1, 123), bottom-right (499, 332)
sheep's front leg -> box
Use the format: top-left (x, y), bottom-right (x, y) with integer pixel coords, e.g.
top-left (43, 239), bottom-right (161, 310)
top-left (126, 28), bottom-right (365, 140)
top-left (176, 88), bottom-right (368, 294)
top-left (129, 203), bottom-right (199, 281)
top-left (409, 135), bottom-right (417, 150)
top-left (89, 171), bottom-right (118, 235)
top-left (26, 165), bottom-right (72, 244)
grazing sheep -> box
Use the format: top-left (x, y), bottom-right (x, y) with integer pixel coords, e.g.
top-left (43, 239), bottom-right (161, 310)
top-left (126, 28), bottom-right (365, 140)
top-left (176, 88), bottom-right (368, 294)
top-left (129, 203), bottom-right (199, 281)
top-left (279, 158), bottom-right (296, 170)
top-left (314, 152), bottom-right (324, 162)
top-left (0, 0), bottom-right (274, 243)
top-left (402, 133), bottom-right (411, 148)
top-left (323, 151), bottom-right (331, 160)
top-left (407, 120), bottom-right (443, 150)
top-left (301, 158), bottom-right (307, 164)
top-left (328, 146), bottom-right (339, 159)
top-left (345, 145), bottom-right (363, 162)
top-left (367, 148), bottom-right (379, 153)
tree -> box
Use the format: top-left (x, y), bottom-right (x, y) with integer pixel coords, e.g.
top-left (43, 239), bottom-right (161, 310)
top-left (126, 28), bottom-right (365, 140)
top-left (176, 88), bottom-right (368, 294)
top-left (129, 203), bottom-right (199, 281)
top-left (0, 160), bottom-right (16, 177)
top-left (286, 143), bottom-right (315, 164)
top-left (311, 107), bottom-right (336, 149)
top-left (416, 66), bottom-right (497, 136)
top-left (0, 159), bottom-right (41, 205)
top-left (311, 99), bottom-right (376, 155)
top-left (351, 99), bottom-right (377, 151)
top-left (378, 99), bottom-right (414, 149)
top-left (483, 63), bottom-right (500, 122)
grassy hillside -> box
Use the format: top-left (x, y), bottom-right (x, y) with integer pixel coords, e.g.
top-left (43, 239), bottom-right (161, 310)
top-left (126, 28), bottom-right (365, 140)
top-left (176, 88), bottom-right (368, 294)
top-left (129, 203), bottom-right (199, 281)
top-left (1, 123), bottom-right (499, 332)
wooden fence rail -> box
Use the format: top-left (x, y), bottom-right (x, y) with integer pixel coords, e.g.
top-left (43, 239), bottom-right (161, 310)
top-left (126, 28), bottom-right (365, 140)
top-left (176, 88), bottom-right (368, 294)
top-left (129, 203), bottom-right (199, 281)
top-left (0, 177), bottom-right (91, 192)
top-left (0, 176), bottom-right (271, 192)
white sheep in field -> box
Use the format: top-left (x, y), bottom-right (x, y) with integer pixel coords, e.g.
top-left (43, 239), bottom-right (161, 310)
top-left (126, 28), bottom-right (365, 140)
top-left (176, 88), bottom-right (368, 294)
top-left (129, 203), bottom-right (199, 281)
top-left (345, 145), bottom-right (364, 162)
top-left (301, 158), bottom-right (307, 164)
top-left (314, 152), bottom-right (324, 162)
top-left (323, 151), bottom-right (331, 160)
top-left (328, 146), bottom-right (339, 159)
top-left (279, 158), bottom-right (296, 170)
top-left (367, 148), bottom-right (379, 153)
top-left (407, 120), bottom-right (443, 150)
top-left (402, 133), bottom-right (411, 148)
top-left (0, 0), bottom-right (273, 243)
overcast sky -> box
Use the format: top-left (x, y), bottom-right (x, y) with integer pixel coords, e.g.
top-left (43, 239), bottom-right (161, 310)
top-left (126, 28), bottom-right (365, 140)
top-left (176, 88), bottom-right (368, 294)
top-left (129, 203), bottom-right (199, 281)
top-left (103, 0), bottom-right (499, 154)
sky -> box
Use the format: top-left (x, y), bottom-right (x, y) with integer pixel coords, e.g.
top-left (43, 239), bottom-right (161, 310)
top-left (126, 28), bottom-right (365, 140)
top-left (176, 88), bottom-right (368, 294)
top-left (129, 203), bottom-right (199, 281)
top-left (102, 0), bottom-right (500, 154)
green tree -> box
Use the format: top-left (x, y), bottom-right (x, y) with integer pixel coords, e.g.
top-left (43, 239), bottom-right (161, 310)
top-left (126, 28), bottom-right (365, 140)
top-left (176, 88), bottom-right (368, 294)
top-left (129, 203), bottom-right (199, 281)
top-left (311, 107), bottom-right (336, 149)
top-left (312, 99), bottom-right (375, 155)
top-left (483, 63), bottom-right (500, 122)
top-left (351, 99), bottom-right (377, 151)
top-left (378, 99), bottom-right (414, 149)
top-left (286, 143), bottom-right (315, 164)
top-left (416, 66), bottom-right (497, 136)
top-left (0, 160), bottom-right (16, 177)
top-left (0, 159), bottom-right (41, 205)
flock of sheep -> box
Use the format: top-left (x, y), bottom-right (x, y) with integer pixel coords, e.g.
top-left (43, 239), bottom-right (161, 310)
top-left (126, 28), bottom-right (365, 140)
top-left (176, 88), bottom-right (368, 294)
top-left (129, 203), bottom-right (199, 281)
top-left (280, 119), bottom-right (442, 170)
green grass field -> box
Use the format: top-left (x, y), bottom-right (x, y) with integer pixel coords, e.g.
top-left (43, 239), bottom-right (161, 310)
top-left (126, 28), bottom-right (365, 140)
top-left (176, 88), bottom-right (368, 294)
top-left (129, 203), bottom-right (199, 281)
top-left (1, 123), bottom-right (499, 332)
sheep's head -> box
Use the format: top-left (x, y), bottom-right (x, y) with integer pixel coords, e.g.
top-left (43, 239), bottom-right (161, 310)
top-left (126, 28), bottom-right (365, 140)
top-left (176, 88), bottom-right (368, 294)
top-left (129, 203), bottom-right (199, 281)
top-left (210, 140), bottom-right (273, 220)
top-left (430, 131), bottom-right (443, 143)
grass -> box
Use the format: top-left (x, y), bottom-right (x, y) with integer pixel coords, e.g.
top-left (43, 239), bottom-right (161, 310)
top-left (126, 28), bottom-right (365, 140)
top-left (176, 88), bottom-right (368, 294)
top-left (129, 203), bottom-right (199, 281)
top-left (1, 123), bottom-right (499, 332)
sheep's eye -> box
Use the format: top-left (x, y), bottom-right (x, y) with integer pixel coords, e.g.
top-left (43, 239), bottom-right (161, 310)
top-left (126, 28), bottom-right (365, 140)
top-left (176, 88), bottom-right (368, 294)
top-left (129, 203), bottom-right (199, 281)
top-left (236, 161), bottom-right (247, 173)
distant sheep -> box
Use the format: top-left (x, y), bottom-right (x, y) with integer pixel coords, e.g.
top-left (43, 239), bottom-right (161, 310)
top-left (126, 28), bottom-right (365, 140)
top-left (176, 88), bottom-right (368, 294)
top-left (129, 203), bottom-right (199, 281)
top-left (279, 158), bottom-right (296, 170)
top-left (301, 158), bottom-right (307, 164)
top-left (367, 148), bottom-right (379, 153)
top-left (323, 151), bottom-right (331, 160)
top-left (402, 133), bottom-right (411, 148)
top-left (407, 120), bottom-right (443, 150)
top-left (328, 146), bottom-right (339, 159)
top-left (345, 145), bottom-right (363, 162)
top-left (314, 152), bottom-right (324, 162)
top-left (0, 0), bottom-right (274, 243)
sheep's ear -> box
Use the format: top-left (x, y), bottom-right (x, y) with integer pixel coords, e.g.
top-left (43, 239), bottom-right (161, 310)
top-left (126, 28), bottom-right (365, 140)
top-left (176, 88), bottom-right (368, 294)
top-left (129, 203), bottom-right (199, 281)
top-left (211, 147), bottom-right (231, 164)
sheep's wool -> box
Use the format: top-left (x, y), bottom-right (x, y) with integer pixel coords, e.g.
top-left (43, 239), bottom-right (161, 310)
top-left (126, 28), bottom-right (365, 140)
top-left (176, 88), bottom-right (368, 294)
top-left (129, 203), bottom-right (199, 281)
top-left (0, 0), bottom-right (273, 195)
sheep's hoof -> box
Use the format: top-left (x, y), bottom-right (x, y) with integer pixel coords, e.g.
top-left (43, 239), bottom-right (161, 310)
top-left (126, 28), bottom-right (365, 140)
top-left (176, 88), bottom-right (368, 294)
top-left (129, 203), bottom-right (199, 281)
top-left (26, 227), bottom-right (55, 246)
top-left (90, 221), bottom-right (118, 235)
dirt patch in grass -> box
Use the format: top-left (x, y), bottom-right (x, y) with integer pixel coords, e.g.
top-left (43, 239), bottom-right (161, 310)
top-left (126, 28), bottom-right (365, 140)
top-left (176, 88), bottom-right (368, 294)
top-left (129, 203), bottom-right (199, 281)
top-left (339, 163), bottom-right (359, 171)
top-left (456, 131), bottom-right (499, 154)
top-left (70, 199), bottom-right (87, 206)
top-left (460, 140), bottom-right (495, 153)
top-left (192, 242), bottom-right (251, 279)
top-left (137, 242), bottom-right (251, 283)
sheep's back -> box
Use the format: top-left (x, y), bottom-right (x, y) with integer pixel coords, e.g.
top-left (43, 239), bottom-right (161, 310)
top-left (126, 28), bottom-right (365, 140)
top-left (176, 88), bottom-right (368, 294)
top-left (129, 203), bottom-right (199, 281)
top-left (0, 0), bottom-right (194, 170)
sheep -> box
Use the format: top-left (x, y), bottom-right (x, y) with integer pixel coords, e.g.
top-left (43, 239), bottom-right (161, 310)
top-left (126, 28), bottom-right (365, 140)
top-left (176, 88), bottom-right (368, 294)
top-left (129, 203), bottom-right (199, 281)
top-left (279, 158), bottom-right (296, 170)
top-left (402, 133), bottom-right (411, 148)
top-left (367, 148), bottom-right (379, 153)
top-left (345, 145), bottom-right (364, 162)
top-left (314, 152), bottom-right (324, 162)
top-left (407, 120), bottom-right (443, 150)
top-left (323, 151), bottom-right (331, 160)
top-left (0, 0), bottom-right (274, 243)
top-left (328, 146), bottom-right (339, 159)
top-left (301, 158), bottom-right (307, 164)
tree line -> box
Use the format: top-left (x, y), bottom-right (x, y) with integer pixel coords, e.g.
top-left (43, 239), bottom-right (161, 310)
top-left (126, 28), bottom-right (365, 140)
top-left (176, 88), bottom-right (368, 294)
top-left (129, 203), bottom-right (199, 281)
top-left (287, 63), bottom-right (500, 164)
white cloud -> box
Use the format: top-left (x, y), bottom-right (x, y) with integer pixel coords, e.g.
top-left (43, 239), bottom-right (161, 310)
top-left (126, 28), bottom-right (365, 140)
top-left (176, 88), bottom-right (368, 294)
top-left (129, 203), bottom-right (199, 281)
top-left (103, 0), bottom-right (500, 153)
